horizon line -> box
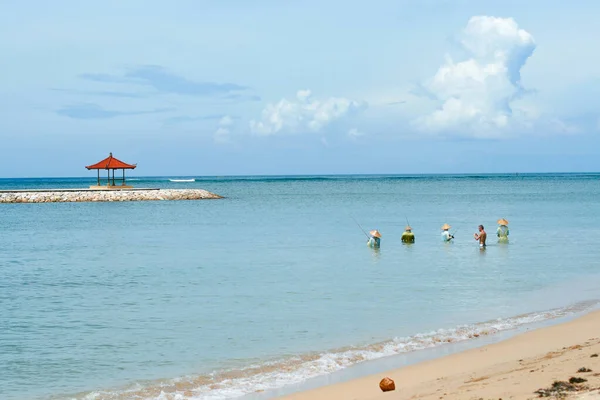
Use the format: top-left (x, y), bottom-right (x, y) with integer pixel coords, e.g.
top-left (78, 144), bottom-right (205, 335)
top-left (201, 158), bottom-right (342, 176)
top-left (1, 171), bottom-right (599, 180)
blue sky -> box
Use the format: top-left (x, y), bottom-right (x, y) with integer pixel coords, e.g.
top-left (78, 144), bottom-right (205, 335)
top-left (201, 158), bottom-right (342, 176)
top-left (1, 0), bottom-right (599, 177)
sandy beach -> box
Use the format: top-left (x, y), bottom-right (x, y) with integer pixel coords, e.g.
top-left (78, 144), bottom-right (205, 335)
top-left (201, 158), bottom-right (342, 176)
top-left (279, 311), bottom-right (600, 400)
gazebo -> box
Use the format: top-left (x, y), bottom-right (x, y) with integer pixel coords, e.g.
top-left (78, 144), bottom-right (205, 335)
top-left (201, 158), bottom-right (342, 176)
top-left (85, 153), bottom-right (137, 189)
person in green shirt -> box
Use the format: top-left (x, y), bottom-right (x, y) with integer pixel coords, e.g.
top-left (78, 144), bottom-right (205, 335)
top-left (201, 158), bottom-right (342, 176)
top-left (401, 226), bottom-right (415, 243)
top-left (497, 218), bottom-right (509, 242)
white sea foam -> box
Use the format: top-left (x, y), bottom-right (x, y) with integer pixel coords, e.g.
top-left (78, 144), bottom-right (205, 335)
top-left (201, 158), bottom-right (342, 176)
top-left (68, 300), bottom-right (598, 400)
top-left (169, 179), bottom-right (196, 182)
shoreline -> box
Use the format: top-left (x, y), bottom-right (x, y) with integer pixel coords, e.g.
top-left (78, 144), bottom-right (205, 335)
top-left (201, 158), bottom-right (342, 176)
top-left (56, 303), bottom-right (600, 400)
top-left (274, 310), bottom-right (600, 400)
top-left (0, 188), bottom-right (223, 203)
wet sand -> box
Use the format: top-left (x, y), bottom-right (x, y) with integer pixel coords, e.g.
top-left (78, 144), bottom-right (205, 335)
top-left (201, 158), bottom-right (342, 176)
top-left (279, 310), bottom-right (600, 400)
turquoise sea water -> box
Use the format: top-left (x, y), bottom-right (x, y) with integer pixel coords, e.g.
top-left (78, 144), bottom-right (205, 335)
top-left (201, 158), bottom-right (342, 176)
top-left (1, 174), bottom-right (600, 400)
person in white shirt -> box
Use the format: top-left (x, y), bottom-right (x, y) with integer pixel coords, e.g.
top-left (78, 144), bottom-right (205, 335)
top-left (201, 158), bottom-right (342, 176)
top-left (441, 223), bottom-right (454, 242)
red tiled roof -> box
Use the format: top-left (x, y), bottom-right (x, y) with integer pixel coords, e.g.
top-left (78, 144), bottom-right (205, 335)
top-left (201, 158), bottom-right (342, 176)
top-left (85, 153), bottom-right (137, 170)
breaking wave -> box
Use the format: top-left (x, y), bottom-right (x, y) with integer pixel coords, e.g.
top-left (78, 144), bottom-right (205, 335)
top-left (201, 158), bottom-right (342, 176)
top-left (69, 300), bottom-right (598, 400)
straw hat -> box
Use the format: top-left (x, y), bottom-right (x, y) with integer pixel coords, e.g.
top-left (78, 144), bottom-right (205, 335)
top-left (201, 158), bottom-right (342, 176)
top-left (497, 218), bottom-right (509, 225)
top-left (441, 223), bottom-right (451, 230)
top-left (405, 226), bottom-right (412, 231)
top-left (370, 230), bottom-right (382, 238)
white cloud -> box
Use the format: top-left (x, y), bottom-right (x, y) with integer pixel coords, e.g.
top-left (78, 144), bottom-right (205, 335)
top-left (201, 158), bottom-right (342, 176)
top-left (219, 115), bottom-right (233, 126)
top-left (415, 16), bottom-right (536, 136)
top-left (348, 128), bottom-right (364, 137)
top-left (250, 90), bottom-right (366, 136)
top-left (213, 115), bottom-right (233, 143)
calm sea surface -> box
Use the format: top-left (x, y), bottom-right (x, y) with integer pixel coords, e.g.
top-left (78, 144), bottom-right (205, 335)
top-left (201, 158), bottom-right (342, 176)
top-left (1, 174), bottom-right (600, 400)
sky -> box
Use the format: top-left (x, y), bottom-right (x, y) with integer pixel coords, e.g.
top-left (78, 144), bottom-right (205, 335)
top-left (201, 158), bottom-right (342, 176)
top-left (1, 0), bottom-right (600, 177)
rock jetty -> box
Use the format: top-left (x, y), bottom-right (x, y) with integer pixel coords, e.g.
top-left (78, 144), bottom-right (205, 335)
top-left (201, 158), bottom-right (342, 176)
top-left (0, 189), bottom-right (223, 203)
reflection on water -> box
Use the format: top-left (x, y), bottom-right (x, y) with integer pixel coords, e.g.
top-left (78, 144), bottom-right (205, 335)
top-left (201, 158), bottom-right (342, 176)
top-left (370, 246), bottom-right (381, 262)
top-left (441, 240), bottom-right (454, 256)
top-left (497, 241), bottom-right (510, 256)
top-left (478, 245), bottom-right (487, 257)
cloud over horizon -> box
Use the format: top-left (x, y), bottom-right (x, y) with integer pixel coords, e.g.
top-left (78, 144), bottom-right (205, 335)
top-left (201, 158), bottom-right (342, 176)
top-left (415, 16), bottom-right (536, 137)
top-left (214, 115), bottom-right (234, 143)
top-left (249, 90), bottom-right (366, 136)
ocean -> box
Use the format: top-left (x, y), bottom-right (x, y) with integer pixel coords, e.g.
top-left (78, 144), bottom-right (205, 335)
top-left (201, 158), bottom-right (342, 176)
top-left (1, 174), bottom-right (600, 400)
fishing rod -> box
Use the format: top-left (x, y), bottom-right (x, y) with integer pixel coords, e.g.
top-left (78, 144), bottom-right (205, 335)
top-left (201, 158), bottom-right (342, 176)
top-left (405, 216), bottom-right (410, 227)
top-left (351, 216), bottom-right (370, 239)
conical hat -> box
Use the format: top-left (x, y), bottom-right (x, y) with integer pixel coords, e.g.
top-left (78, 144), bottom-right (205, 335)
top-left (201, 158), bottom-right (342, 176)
top-left (405, 226), bottom-right (412, 231)
top-left (441, 223), bottom-right (451, 230)
top-left (497, 218), bottom-right (509, 225)
top-left (370, 230), bottom-right (382, 238)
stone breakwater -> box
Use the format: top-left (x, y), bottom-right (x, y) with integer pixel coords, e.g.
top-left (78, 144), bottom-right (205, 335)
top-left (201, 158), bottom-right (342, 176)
top-left (0, 189), bottom-right (223, 203)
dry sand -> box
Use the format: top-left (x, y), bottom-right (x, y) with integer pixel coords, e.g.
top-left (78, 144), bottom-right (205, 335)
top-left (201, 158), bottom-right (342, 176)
top-left (279, 310), bottom-right (600, 400)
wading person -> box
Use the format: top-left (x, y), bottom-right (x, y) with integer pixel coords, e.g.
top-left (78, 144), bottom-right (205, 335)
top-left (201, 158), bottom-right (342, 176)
top-left (497, 218), bottom-right (509, 242)
top-left (474, 225), bottom-right (487, 248)
top-left (441, 223), bottom-right (454, 242)
top-left (401, 226), bottom-right (415, 243)
top-left (367, 230), bottom-right (381, 248)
